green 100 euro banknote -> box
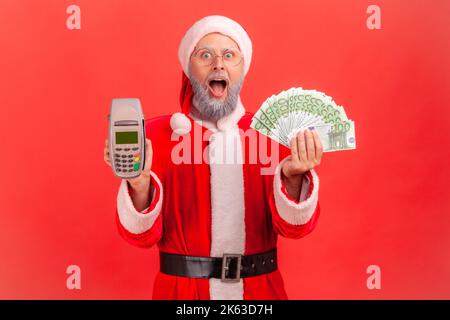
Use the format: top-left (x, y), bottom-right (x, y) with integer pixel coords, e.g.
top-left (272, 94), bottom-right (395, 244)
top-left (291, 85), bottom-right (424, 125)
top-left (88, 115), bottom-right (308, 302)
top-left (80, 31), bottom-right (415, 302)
top-left (250, 87), bottom-right (356, 152)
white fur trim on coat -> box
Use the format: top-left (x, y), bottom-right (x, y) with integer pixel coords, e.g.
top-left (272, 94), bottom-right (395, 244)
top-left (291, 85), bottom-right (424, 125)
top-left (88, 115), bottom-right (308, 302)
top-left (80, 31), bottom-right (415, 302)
top-left (273, 156), bottom-right (319, 225)
top-left (116, 171), bottom-right (163, 234)
top-left (208, 127), bottom-right (245, 300)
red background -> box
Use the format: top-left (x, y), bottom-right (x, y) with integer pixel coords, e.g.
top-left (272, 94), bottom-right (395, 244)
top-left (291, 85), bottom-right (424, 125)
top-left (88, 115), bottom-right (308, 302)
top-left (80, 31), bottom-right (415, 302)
top-left (1, 0), bottom-right (449, 299)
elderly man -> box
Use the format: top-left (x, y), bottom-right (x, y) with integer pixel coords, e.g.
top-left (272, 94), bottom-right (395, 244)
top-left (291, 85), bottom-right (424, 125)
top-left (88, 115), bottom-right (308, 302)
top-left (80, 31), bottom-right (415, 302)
top-left (104, 15), bottom-right (322, 300)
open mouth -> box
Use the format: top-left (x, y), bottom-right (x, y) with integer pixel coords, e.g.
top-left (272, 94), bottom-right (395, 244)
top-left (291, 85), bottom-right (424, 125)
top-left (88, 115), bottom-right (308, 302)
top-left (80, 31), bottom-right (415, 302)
top-left (207, 79), bottom-right (228, 98)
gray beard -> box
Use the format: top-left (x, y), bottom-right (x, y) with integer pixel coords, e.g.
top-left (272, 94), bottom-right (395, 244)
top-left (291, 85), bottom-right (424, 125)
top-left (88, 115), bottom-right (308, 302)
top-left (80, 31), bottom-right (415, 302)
top-left (188, 71), bottom-right (244, 122)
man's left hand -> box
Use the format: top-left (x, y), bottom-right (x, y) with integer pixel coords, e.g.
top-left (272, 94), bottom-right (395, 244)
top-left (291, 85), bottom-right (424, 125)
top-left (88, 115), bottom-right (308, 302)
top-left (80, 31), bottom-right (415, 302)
top-left (281, 128), bottom-right (323, 200)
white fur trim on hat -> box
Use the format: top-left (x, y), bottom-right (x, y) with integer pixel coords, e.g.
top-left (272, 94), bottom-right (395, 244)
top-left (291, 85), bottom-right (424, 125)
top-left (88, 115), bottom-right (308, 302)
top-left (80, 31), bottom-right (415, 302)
top-left (178, 15), bottom-right (253, 77)
top-left (170, 112), bottom-right (192, 135)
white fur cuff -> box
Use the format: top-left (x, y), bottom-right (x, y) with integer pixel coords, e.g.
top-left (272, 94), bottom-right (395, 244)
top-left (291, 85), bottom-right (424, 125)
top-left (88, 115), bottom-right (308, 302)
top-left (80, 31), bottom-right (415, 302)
top-left (273, 156), bottom-right (319, 225)
top-left (116, 171), bottom-right (163, 234)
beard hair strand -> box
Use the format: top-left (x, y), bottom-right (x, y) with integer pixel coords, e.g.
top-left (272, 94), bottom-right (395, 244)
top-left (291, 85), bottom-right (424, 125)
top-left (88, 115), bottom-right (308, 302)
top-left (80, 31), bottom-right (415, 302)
top-left (188, 71), bottom-right (243, 122)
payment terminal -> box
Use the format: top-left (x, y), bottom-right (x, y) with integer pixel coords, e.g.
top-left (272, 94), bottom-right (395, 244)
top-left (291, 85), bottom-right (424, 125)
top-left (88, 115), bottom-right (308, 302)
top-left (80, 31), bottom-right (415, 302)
top-left (108, 98), bottom-right (146, 179)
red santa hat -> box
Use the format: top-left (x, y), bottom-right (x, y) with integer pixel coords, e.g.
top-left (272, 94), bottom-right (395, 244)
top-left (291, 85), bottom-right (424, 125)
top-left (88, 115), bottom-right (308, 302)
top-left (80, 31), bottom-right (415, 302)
top-left (170, 15), bottom-right (253, 135)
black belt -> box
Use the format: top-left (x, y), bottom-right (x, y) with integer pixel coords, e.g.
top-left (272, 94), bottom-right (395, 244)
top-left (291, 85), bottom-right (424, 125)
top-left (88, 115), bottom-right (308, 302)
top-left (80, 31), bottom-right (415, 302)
top-left (160, 249), bottom-right (277, 283)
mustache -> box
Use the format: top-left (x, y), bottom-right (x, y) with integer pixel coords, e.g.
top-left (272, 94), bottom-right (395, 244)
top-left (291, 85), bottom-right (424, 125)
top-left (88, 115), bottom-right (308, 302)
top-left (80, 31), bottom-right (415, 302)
top-left (205, 71), bottom-right (230, 84)
top-left (189, 70), bottom-right (243, 122)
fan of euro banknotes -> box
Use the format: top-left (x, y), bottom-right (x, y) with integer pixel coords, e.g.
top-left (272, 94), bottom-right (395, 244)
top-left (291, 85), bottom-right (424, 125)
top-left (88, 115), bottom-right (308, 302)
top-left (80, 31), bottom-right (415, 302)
top-left (250, 87), bottom-right (356, 152)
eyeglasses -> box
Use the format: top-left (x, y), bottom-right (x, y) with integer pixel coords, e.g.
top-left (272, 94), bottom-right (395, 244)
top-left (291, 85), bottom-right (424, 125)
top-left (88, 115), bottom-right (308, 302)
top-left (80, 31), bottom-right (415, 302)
top-left (191, 47), bottom-right (243, 67)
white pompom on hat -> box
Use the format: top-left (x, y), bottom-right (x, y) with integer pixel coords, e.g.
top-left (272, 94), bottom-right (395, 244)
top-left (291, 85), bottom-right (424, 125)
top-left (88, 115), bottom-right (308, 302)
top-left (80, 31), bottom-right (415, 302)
top-left (170, 112), bottom-right (192, 136)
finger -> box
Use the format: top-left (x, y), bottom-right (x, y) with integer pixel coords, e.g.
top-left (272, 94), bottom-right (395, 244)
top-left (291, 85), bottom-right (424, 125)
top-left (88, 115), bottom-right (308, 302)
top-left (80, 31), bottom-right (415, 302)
top-left (105, 139), bottom-right (110, 155)
top-left (103, 144), bottom-right (109, 157)
top-left (104, 140), bottom-right (110, 156)
top-left (297, 130), bottom-right (307, 162)
top-left (290, 135), bottom-right (299, 162)
top-left (104, 139), bottom-right (112, 167)
top-left (312, 130), bottom-right (323, 162)
top-left (104, 153), bottom-right (111, 167)
top-left (305, 129), bottom-right (316, 161)
top-left (143, 138), bottom-right (153, 172)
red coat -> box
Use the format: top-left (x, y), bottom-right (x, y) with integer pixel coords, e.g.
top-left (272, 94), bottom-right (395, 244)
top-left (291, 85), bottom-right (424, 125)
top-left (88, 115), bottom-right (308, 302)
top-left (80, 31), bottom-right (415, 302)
top-left (115, 101), bottom-right (320, 300)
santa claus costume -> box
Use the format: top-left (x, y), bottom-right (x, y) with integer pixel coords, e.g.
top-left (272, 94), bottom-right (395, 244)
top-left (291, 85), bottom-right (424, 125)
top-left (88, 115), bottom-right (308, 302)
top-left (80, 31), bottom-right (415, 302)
top-left (115, 15), bottom-right (320, 300)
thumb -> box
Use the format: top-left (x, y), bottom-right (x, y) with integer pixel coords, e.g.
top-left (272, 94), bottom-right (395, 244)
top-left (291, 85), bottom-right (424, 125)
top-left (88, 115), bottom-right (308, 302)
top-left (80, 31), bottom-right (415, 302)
top-left (142, 138), bottom-right (153, 175)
